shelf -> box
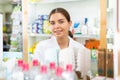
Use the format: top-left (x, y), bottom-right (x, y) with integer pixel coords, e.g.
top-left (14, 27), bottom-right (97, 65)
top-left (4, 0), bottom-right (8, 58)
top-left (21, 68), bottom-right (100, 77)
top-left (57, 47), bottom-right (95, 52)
top-left (28, 33), bottom-right (52, 37)
top-left (74, 34), bottom-right (99, 39)
top-left (29, 0), bottom-right (81, 4)
top-left (3, 52), bottom-right (23, 59)
top-left (106, 34), bottom-right (114, 38)
top-left (28, 33), bottom-right (99, 39)
top-left (107, 8), bottom-right (113, 13)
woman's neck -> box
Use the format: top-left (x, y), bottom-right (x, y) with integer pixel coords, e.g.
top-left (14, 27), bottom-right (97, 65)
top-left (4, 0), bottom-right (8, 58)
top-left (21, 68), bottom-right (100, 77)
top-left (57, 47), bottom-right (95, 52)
top-left (56, 37), bottom-right (69, 49)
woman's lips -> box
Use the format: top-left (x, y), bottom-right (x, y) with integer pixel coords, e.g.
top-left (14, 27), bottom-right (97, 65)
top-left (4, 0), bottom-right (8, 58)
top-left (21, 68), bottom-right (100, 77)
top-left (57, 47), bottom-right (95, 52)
top-left (54, 30), bottom-right (62, 34)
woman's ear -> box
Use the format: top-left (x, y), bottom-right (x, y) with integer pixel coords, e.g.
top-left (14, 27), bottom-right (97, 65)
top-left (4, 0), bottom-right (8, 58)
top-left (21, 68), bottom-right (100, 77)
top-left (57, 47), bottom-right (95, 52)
top-left (69, 21), bottom-right (72, 28)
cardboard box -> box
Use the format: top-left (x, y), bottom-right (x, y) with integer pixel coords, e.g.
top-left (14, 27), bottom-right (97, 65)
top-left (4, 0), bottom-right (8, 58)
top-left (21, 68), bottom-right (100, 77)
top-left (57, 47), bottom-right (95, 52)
top-left (98, 49), bottom-right (106, 76)
top-left (106, 49), bottom-right (114, 78)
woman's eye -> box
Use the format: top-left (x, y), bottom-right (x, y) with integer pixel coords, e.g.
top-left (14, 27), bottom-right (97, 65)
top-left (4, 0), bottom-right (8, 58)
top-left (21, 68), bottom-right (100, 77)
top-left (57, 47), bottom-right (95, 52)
top-left (50, 22), bottom-right (55, 25)
top-left (59, 21), bottom-right (64, 24)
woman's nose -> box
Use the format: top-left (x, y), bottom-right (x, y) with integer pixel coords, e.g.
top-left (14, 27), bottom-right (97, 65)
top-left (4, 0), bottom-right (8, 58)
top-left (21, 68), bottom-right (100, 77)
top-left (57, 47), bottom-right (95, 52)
top-left (54, 23), bottom-right (60, 28)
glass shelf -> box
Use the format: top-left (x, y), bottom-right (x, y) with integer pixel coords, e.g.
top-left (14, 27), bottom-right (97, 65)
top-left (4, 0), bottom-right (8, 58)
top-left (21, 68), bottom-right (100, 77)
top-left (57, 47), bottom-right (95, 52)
top-left (28, 0), bottom-right (81, 4)
top-left (3, 52), bottom-right (23, 61)
top-left (28, 33), bottom-right (99, 39)
top-left (28, 33), bottom-right (52, 37)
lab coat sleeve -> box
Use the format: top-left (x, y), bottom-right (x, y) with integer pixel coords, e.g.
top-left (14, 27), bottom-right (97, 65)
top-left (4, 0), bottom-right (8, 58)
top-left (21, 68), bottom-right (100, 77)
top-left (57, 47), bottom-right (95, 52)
top-left (76, 46), bottom-right (91, 78)
top-left (33, 42), bottom-right (45, 64)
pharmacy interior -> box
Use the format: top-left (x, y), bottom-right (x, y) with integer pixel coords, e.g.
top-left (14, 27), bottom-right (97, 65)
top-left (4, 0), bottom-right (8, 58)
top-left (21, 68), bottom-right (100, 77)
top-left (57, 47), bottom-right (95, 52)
top-left (0, 0), bottom-right (120, 80)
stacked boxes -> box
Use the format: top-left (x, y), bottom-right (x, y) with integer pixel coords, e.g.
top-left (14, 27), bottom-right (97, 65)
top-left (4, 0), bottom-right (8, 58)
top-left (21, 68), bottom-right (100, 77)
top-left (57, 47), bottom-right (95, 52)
top-left (106, 49), bottom-right (114, 78)
top-left (98, 49), bottom-right (106, 76)
top-left (97, 49), bottom-right (114, 78)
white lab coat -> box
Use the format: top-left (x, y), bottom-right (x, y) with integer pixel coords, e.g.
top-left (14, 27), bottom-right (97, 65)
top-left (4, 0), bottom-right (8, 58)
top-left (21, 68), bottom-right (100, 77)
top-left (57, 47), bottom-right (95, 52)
top-left (33, 36), bottom-right (91, 78)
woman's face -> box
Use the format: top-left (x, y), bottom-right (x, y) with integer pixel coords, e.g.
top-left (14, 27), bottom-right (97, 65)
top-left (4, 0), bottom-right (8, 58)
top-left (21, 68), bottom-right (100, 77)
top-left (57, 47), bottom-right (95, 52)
top-left (49, 13), bottom-right (72, 38)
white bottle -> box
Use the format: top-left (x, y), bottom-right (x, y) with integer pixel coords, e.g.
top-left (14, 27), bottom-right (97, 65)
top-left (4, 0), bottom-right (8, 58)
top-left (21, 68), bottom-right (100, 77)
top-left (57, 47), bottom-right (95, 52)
top-left (81, 25), bottom-right (88, 35)
top-left (0, 63), bottom-right (7, 80)
top-left (23, 63), bottom-right (30, 80)
top-left (11, 60), bottom-right (24, 80)
top-left (81, 18), bottom-right (88, 35)
top-left (48, 62), bottom-right (56, 77)
top-left (50, 66), bottom-right (64, 80)
top-left (29, 59), bottom-right (39, 80)
top-left (62, 64), bottom-right (78, 80)
top-left (16, 59), bottom-right (23, 71)
top-left (35, 65), bottom-right (50, 80)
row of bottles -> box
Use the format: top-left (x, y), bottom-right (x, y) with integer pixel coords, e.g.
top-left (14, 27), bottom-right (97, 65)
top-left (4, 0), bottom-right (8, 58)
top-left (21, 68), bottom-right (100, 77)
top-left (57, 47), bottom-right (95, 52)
top-left (1, 59), bottom-right (78, 80)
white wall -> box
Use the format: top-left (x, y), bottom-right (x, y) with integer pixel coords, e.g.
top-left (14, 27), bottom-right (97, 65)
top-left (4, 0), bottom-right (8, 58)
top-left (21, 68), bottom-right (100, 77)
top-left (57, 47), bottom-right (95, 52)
top-left (28, 0), bottom-right (100, 23)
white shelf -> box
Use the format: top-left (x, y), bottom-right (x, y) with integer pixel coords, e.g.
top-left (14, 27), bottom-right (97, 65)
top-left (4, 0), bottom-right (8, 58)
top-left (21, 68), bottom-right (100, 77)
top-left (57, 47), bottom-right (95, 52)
top-left (74, 34), bottom-right (99, 39)
top-left (28, 33), bottom-right (52, 37)
top-left (107, 8), bottom-right (113, 13)
top-left (29, 0), bottom-right (82, 4)
top-left (106, 34), bottom-right (114, 38)
top-left (28, 33), bottom-right (99, 39)
top-left (3, 52), bottom-right (23, 59)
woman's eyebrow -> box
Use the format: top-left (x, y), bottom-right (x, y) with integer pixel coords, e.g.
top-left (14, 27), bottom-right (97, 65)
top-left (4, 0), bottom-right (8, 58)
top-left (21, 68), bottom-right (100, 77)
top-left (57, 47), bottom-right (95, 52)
top-left (49, 20), bottom-right (55, 23)
top-left (50, 18), bottom-right (65, 22)
top-left (58, 19), bottom-right (64, 21)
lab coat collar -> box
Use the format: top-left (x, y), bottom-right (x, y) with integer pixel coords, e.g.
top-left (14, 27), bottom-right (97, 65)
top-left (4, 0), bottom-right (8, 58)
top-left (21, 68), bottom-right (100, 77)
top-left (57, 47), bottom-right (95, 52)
top-left (51, 36), bottom-right (73, 50)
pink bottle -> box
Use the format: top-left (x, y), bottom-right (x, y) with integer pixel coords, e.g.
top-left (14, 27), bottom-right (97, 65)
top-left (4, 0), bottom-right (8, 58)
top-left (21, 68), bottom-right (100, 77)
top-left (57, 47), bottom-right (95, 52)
top-left (50, 66), bottom-right (64, 80)
top-left (62, 64), bottom-right (78, 80)
top-left (29, 59), bottom-right (39, 80)
top-left (22, 63), bottom-right (30, 80)
top-left (35, 65), bottom-right (50, 80)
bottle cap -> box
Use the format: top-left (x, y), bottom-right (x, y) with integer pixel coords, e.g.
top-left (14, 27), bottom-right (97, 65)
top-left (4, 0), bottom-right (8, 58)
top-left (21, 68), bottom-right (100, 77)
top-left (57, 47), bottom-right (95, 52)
top-left (56, 67), bottom-right (63, 76)
top-left (66, 64), bottom-right (72, 72)
top-left (22, 63), bottom-right (29, 71)
top-left (17, 59), bottom-right (23, 67)
top-left (40, 65), bottom-right (47, 73)
top-left (50, 62), bottom-right (56, 69)
top-left (33, 59), bottom-right (39, 66)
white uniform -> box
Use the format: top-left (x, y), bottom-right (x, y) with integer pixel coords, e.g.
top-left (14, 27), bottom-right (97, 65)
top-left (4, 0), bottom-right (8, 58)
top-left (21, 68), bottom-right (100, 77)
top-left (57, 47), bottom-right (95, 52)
top-left (33, 36), bottom-right (91, 77)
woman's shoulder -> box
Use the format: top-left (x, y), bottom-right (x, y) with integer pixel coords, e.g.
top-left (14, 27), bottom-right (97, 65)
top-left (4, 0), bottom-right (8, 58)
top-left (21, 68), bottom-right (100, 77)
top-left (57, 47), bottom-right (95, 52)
top-left (70, 37), bottom-right (86, 49)
top-left (36, 36), bottom-right (56, 48)
top-left (37, 38), bottom-right (52, 46)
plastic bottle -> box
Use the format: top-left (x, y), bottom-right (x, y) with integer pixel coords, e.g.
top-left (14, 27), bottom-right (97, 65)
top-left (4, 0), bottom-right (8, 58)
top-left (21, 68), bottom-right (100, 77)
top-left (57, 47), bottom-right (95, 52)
top-left (22, 63), bottom-right (30, 80)
top-left (11, 60), bottom-right (24, 80)
top-left (35, 65), bottom-right (50, 80)
top-left (62, 64), bottom-right (78, 80)
top-left (0, 63), bottom-right (7, 80)
top-left (29, 59), bottom-right (39, 80)
top-left (16, 59), bottom-right (23, 71)
top-left (48, 62), bottom-right (56, 79)
top-left (91, 48), bottom-right (98, 77)
top-left (81, 18), bottom-right (88, 35)
top-left (49, 62), bottom-right (56, 74)
top-left (50, 66), bottom-right (64, 80)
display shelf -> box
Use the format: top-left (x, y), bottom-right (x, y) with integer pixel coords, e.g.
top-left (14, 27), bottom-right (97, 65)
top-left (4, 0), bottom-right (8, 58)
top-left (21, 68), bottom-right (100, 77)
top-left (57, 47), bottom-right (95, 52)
top-left (74, 34), bottom-right (99, 39)
top-left (28, 33), bottom-right (99, 39)
top-left (29, 0), bottom-right (81, 4)
top-left (107, 8), bottom-right (113, 13)
top-left (28, 33), bottom-right (52, 37)
top-left (3, 52), bottom-right (23, 61)
top-left (106, 34), bottom-right (114, 38)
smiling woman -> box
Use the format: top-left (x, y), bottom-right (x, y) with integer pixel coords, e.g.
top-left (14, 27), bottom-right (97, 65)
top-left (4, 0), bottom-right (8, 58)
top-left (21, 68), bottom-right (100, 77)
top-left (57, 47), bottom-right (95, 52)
top-left (33, 7), bottom-right (91, 80)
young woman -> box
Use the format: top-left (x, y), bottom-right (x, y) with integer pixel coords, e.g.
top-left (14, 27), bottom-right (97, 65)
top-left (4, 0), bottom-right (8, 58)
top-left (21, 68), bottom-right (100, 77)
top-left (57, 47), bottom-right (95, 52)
top-left (33, 8), bottom-right (91, 79)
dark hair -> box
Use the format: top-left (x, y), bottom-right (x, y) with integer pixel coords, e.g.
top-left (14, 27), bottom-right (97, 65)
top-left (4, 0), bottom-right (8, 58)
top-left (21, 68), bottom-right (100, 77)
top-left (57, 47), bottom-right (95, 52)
top-left (49, 7), bottom-right (71, 22)
top-left (69, 31), bottom-right (73, 38)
